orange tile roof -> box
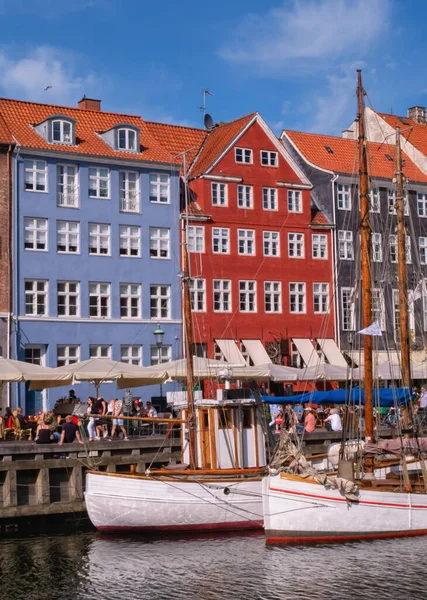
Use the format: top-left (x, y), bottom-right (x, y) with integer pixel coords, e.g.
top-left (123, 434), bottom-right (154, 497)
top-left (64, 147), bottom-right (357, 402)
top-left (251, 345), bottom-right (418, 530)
top-left (311, 208), bottom-right (330, 225)
top-left (145, 121), bottom-right (206, 168)
top-left (0, 113), bottom-right (12, 144)
top-left (0, 97), bottom-right (177, 164)
top-left (376, 112), bottom-right (427, 156)
top-left (285, 130), bottom-right (427, 183)
top-left (189, 113), bottom-right (257, 177)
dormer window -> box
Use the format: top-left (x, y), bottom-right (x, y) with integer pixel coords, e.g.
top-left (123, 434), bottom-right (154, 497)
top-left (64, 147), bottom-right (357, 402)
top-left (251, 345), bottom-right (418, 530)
top-left (53, 120), bottom-right (72, 144)
top-left (118, 128), bottom-right (137, 152)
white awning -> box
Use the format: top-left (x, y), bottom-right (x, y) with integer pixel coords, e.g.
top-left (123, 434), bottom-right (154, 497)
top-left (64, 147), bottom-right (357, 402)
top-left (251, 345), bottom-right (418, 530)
top-left (292, 338), bottom-right (324, 368)
top-left (215, 339), bottom-right (247, 366)
top-left (241, 339), bottom-right (272, 365)
top-left (316, 339), bottom-right (348, 368)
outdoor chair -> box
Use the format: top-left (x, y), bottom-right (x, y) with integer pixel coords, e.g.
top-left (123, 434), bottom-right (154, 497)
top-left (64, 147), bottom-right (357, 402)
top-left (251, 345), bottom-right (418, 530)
top-left (12, 416), bottom-right (32, 441)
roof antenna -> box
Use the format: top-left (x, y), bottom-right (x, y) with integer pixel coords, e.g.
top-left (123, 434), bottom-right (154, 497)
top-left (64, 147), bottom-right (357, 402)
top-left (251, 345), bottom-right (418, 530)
top-left (198, 90), bottom-right (214, 130)
top-left (198, 89), bottom-right (214, 116)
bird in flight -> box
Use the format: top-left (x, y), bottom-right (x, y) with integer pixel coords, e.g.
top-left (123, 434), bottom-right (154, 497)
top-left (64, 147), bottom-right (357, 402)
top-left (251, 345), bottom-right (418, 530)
top-left (44, 86), bottom-right (52, 91)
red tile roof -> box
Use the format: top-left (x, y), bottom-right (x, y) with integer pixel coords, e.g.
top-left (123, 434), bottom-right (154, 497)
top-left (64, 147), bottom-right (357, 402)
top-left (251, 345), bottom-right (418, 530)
top-left (0, 113), bottom-right (12, 144)
top-left (376, 112), bottom-right (427, 157)
top-left (145, 121), bottom-right (206, 168)
top-left (285, 130), bottom-right (427, 183)
top-left (0, 97), bottom-right (177, 164)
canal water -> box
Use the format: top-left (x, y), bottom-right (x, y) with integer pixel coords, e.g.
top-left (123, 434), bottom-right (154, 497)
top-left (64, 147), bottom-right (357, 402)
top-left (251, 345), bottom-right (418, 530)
top-left (0, 530), bottom-right (425, 600)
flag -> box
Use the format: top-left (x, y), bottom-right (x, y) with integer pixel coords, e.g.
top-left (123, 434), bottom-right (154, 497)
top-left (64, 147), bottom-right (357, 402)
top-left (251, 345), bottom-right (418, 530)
top-left (409, 279), bottom-right (426, 304)
top-left (357, 321), bottom-right (383, 336)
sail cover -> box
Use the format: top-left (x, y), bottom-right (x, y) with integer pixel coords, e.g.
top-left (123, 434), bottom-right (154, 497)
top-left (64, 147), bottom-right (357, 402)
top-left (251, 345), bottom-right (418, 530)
top-left (262, 387), bottom-right (412, 406)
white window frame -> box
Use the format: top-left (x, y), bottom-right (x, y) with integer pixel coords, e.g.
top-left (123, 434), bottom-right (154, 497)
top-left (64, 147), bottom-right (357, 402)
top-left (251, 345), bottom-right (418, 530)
top-left (418, 192), bottom-right (427, 218)
top-left (262, 187), bottom-right (278, 211)
top-left (24, 217), bottom-right (48, 251)
top-left (88, 167), bottom-right (110, 199)
top-left (312, 233), bottom-right (327, 259)
top-left (149, 173), bottom-right (170, 204)
top-left (287, 190), bottom-right (302, 213)
top-left (89, 282), bottom-right (110, 318)
top-left (150, 285), bottom-right (171, 320)
top-left (289, 282), bottom-right (306, 314)
top-left (150, 345), bottom-right (171, 365)
top-left (118, 128), bottom-right (137, 152)
top-left (337, 183), bottom-right (351, 210)
top-left (389, 189), bottom-right (409, 215)
top-left (406, 235), bottom-right (412, 264)
top-left (313, 283), bottom-right (329, 314)
top-left (260, 150), bottom-right (278, 167)
top-left (420, 237), bottom-right (427, 265)
top-left (121, 345), bottom-right (143, 365)
top-left (52, 120), bottom-right (72, 144)
top-left (211, 182), bottom-right (228, 206)
top-left (372, 288), bottom-right (385, 330)
top-left (338, 230), bottom-right (354, 260)
top-left (188, 226), bottom-right (205, 253)
top-left (341, 287), bottom-right (354, 331)
top-left (238, 229), bottom-right (255, 255)
top-left (24, 160), bottom-right (47, 193)
top-left (120, 283), bottom-right (141, 319)
top-left (390, 234), bottom-right (397, 263)
top-left (25, 280), bottom-right (48, 316)
top-left (190, 278), bottom-right (206, 312)
top-left (370, 188), bottom-right (380, 213)
top-left (57, 164), bottom-right (78, 207)
top-left (212, 227), bottom-right (230, 254)
top-left (372, 232), bottom-right (383, 263)
top-left (239, 280), bottom-right (257, 313)
top-left (57, 345), bottom-right (80, 367)
top-left (213, 279), bottom-right (231, 312)
top-left (237, 185), bottom-right (253, 209)
top-left (235, 147), bottom-right (253, 164)
top-left (149, 227), bottom-right (170, 259)
top-left (57, 281), bottom-right (79, 317)
top-left (89, 223), bottom-right (111, 256)
top-left (89, 345), bottom-right (111, 359)
top-left (263, 231), bottom-right (280, 257)
top-left (119, 171), bottom-right (140, 212)
top-left (57, 220), bottom-right (79, 254)
top-left (119, 225), bottom-right (140, 258)
top-left (264, 281), bottom-right (282, 313)
top-left (288, 232), bottom-right (305, 258)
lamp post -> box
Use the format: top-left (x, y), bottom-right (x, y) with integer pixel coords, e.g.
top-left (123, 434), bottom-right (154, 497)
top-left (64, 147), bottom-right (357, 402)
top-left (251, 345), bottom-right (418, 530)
top-left (153, 323), bottom-right (165, 403)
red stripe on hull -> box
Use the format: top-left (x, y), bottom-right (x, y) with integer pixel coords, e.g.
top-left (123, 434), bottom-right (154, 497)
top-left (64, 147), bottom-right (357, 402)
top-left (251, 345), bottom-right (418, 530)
top-left (97, 520), bottom-right (263, 533)
top-left (265, 528), bottom-right (427, 545)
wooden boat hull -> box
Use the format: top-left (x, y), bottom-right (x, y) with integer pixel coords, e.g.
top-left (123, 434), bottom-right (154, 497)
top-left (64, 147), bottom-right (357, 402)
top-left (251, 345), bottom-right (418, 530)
top-left (263, 472), bottom-right (427, 544)
top-left (85, 471), bottom-right (263, 532)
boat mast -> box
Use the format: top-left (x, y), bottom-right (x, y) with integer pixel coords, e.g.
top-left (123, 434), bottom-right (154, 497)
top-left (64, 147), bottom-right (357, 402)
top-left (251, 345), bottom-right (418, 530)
top-left (357, 69), bottom-right (374, 442)
top-left (394, 127), bottom-right (411, 388)
top-left (181, 152), bottom-right (197, 470)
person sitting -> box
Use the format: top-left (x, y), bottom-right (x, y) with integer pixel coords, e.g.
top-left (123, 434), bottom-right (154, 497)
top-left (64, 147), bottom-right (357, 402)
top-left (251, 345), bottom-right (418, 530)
top-left (303, 407), bottom-right (317, 433)
top-left (145, 401), bottom-right (158, 418)
top-left (58, 415), bottom-right (83, 445)
top-left (68, 389), bottom-right (79, 403)
top-left (324, 408), bottom-right (343, 431)
top-left (15, 407), bottom-right (37, 439)
top-left (35, 421), bottom-right (54, 444)
top-left (3, 407), bottom-right (13, 428)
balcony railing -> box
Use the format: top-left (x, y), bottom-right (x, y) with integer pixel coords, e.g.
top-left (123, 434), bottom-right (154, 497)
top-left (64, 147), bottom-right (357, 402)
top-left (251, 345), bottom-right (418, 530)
top-left (120, 191), bottom-right (140, 212)
top-left (57, 189), bottom-right (78, 207)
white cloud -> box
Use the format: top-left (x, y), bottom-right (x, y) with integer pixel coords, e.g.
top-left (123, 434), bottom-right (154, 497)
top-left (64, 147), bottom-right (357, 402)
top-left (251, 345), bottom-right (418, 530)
top-left (0, 46), bottom-right (100, 105)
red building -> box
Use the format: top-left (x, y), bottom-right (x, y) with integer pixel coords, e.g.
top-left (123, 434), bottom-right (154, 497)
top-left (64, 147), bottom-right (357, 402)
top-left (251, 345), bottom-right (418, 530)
top-left (148, 113), bottom-right (336, 378)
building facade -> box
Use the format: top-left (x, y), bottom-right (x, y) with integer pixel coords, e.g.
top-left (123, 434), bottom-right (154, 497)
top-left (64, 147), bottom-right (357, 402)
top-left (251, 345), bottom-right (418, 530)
top-left (0, 97), bottom-right (182, 411)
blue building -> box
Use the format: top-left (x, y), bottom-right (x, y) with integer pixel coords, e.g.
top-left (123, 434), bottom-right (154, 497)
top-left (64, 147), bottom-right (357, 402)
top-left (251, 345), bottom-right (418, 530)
top-left (0, 96), bottom-right (182, 412)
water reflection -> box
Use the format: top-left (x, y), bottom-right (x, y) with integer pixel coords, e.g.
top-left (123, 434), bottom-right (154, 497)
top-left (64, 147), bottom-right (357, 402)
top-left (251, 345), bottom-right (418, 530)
top-left (0, 531), bottom-right (426, 600)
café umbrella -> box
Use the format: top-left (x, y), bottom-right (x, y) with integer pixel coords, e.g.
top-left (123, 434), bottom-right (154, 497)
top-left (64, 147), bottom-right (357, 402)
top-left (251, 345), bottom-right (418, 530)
top-left (0, 357), bottom-right (66, 385)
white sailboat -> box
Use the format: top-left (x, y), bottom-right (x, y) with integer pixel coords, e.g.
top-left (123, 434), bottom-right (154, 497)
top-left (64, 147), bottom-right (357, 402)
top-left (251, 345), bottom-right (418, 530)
top-left (262, 70), bottom-right (427, 544)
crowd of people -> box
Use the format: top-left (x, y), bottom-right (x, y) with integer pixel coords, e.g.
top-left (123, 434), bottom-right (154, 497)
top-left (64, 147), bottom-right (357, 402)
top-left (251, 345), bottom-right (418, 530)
top-left (270, 404), bottom-right (349, 435)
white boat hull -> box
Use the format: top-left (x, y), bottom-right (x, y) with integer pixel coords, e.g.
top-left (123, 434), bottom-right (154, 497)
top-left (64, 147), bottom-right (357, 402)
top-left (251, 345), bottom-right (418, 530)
top-left (263, 473), bottom-right (427, 543)
top-left (85, 471), bottom-right (263, 533)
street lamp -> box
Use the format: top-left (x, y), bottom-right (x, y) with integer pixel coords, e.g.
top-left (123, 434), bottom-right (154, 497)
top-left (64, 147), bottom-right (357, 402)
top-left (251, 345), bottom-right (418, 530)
top-left (153, 323), bottom-right (165, 403)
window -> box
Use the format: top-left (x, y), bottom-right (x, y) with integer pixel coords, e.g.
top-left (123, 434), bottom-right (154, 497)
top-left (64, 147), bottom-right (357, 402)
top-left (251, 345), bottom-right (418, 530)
top-left (239, 280), bottom-right (256, 312)
top-left (338, 230), bottom-right (354, 260)
top-left (25, 345), bottom-right (45, 366)
top-left (213, 279), bottom-right (231, 312)
top-left (238, 229), bottom-right (255, 255)
top-left (313, 283), bottom-right (329, 313)
top-left (89, 345), bottom-right (111, 359)
top-left (89, 223), bottom-right (110, 255)
top-left (289, 282), bottom-right (306, 314)
top-left (57, 221), bottom-right (79, 254)
top-left (150, 285), bottom-right (171, 319)
top-left (290, 342), bottom-right (303, 368)
top-left (372, 288), bottom-right (385, 330)
top-left (406, 236), bottom-right (412, 264)
top-left (119, 171), bottom-right (139, 212)
top-left (52, 120), bottom-right (72, 144)
top-left (218, 407), bottom-right (233, 429)
top-left (149, 173), bottom-right (170, 203)
top-left (213, 343), bottom-right (226, 361)
top-left (149, 227), bottom-right (170, 258)
top-left (235, 147), bottom-right (252, 163)
top-left (372, 232), bottom-right (382, 262)
top-left (288, 233), bottom-right (304, 258)
top-left (57, 345), bottom-right (79, 367)
top-left (420, 237), bottom-right (427, 265)
top-left (261, 150), bottom-right (278, 166)
top-left (390, 235), bottom-right (397, 263)
top-left (121, 345), bottom-right (142, 365)
top-left (24, 160), bottom-right (47, 192)
top-left (390, 190), bottom-right (409, 215)
top-left (312, 234), bottom-right (327, 259)
top-left (120, 283), bottom-right (141, 318)
top-left (24, 218), bottom-right (47, 251)
top-left (288, 190), bottom-right (302, 213)
top-left (264, 281), bottom-right (281, 313)
top-left (57, 165), bottom-right (78, 207)
top-left (341, 287), bottom-right (354, 331)
top-left (188, 226), bottom-right (205, 252)
top-left (212, 227), bottom-right (230, 253)
top-left (393, 290), bottom-right (401, 343)
top-left (240, 343), bottom-right (254, 366)
top-left (418, 193), bottom-right (427, 217)
top-left (370, 188), bottom-right (380, 213)
top-left (237, 185), bottom-right (253, 209)
top-left (118, 128), bottom-right (137, 152)
top-left (89, 283), bottom-right (110, 318)
top-left (150, 345), bottom-right (171, 365)
top-left (190, 278), bottom-right (206, 312)
top-left (193, 343), bottom-right (207, 358)
top-left (263, 231), bottom-right (280, 257)
top-left (337, 184), bottom-right (351, 210)
top-left (119, 225), bottom-right (140, 257)
top-left (263, 187), bottom-right (278, 211)
top-left (211, 182), bottom-right (227, 206)
top-left (25, 280), bottom-right (48, 315)
top-left (89, 167), bottom-right (109, 199)
top-left (57, 281), bottom-right (79, 317)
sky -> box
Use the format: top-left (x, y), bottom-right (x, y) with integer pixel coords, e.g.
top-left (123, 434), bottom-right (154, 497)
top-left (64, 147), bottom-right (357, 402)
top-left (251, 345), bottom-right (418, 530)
top-left (0, 0), bottom-right (427, 135)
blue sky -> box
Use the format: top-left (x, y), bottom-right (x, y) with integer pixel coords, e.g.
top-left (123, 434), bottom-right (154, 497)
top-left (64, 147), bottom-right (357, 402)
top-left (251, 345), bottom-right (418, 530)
top-left (0, 0), bottom-right (426, 135)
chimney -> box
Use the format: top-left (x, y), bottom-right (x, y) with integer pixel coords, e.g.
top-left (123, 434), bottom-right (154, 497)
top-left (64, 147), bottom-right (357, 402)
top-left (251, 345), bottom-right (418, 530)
top-left (407, 105), bottom-right (426, 124)
top-left (78, 95), bottom-right (102, 111)
top-left (342, 129), bottom-right (356, 139)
